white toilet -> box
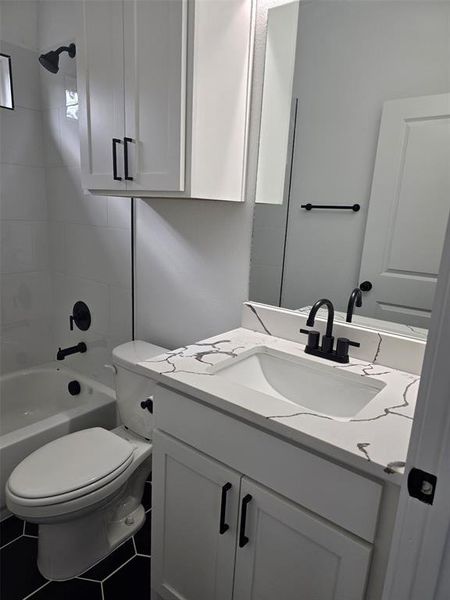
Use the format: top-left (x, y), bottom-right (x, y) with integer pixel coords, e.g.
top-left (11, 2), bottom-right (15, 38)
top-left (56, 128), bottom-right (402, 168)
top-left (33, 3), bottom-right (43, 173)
top-left (5, 341), bottom-right (167, 581)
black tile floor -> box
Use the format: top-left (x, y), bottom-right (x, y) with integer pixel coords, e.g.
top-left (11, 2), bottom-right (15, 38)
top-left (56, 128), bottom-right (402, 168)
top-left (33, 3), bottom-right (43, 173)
top-left (0, 474), bottom-right (152, 600)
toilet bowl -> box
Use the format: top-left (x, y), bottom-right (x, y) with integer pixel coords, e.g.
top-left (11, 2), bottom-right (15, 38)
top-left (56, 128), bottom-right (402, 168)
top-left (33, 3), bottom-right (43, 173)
top-left (5, 341), bottom-right (168, 580)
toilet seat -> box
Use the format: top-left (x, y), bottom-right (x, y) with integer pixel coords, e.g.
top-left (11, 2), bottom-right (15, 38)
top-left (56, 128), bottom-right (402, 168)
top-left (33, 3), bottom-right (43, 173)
top-left (7, 428), bottom-right (134, 506)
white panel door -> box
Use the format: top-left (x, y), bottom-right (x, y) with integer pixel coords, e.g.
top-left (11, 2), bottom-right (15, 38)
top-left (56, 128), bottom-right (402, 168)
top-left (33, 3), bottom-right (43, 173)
top-left (233, 478), bottom-right (371, 600)
top-left (78, 0), bottom-right (126, 190)
top-left (123, 0), bottom-right (186, 193)
top-left (151, 431), bottom-right (240, 600)
top-left (359, 93), bottom-right (450, 328)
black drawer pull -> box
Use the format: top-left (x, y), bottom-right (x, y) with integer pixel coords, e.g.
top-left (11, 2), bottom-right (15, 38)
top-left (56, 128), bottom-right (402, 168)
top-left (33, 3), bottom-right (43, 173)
top-left (219, 482), bottom-right (232, 534)
top-left (239, 494), bottom-right (252, 547)
top-left (112, 138), bottom-right (122, 181)
top-left (124, 137), bottom-right (133, 181)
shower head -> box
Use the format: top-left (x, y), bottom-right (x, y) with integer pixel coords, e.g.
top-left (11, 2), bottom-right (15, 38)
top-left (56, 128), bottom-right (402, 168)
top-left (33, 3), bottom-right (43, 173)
top-left (39, 43), bottom-right (76, 74)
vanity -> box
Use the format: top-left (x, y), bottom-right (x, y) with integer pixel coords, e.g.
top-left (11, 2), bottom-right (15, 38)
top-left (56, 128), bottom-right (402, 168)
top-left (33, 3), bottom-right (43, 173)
top-left (138, 302), bottom-right (424, 600)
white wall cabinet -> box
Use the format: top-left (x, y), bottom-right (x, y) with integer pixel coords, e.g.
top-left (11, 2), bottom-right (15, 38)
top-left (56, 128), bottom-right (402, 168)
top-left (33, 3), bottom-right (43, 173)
top-left (152, 430), bottom-right (372, 600)
top-left (78, 0), bottom-right (126, 191)
top-left (79, 0), bottom-right (185, 194)
top-left (78, 0), bottom-right (253, 201)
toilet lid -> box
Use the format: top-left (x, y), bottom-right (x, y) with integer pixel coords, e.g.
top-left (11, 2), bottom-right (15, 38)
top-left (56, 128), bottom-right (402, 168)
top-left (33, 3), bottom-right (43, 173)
top-left (8, 428), bottom-right (134, 500)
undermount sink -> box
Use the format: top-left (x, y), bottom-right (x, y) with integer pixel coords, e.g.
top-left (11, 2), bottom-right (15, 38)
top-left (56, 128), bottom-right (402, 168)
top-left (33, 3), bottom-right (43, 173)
top-left (213, 347), bottom-right (386, 420)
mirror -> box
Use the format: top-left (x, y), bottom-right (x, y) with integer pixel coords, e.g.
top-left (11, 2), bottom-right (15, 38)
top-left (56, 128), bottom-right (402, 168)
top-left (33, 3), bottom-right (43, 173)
top-left (0, 53), bottom-right (14, 109)
top-left (250, 0), bottom-right (450, 339)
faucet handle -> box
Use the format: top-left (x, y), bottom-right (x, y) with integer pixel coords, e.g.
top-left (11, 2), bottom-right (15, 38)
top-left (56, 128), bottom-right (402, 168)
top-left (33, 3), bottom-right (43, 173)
top-left (300, 328), bottom-right (320, 351)
top-left (336, 337), bottom-right (360, 362)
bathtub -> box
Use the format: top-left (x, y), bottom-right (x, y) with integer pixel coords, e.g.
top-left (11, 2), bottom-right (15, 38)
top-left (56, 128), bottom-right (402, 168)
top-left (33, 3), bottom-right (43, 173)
top-left (0, 364), bottom-right (117, 519)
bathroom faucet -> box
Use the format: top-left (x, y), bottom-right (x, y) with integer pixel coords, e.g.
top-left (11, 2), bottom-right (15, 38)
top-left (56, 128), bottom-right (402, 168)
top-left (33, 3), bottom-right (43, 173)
top-left (57, 342), bottom-right (87, 361)
top-left (300, 298), bottom-right (360, 363)
top-left (346, 288), bottom-right (362, 322)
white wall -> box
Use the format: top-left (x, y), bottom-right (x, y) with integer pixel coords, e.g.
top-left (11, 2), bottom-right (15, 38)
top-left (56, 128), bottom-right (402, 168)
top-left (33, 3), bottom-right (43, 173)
top-left (1, 0), bottom-right (132, 382)
top-left (0, 1), bottom-right (39, 51)
top-left (135, 0), bottom-right (281, 349)
top-left (37, 0), bottom-right (132, 386)
top-left (280, 0), bottom-right (450, 312)
top-left (0, 3), bottom-right (54, 373)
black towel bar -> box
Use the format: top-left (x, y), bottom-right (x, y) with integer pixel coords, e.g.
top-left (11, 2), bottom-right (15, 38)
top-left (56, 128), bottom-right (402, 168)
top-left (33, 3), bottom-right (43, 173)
top-left (301, 203), bottom-right (360, 212)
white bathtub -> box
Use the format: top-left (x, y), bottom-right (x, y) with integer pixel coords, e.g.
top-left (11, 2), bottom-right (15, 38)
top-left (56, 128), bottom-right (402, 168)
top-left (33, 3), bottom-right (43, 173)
top-left (0, 364), bottom-right (117, 519)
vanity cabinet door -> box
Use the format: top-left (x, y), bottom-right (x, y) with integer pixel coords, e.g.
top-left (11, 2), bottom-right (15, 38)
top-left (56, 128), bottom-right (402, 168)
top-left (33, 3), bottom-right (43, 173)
top-left (78, 0), bottom-right (126, 191)
top-left (233, 478), bottom-right (372, 600)
top-left (123, 0), bottom-right (186, 193)
top-left (152, 430), bottom-right (240, 600)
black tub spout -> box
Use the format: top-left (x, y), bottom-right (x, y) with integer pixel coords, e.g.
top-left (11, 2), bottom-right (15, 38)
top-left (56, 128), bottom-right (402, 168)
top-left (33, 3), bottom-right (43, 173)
top-left (57, 342), bottom-right (87, 361)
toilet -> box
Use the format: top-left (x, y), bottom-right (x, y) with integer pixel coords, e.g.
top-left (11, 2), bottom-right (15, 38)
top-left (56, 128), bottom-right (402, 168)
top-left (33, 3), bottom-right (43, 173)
top-left (5, 341), bottom-right (168, 581)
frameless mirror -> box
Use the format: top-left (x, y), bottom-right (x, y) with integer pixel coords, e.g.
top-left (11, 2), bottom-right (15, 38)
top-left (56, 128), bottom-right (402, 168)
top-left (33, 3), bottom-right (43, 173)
top-left (250, 0), bottom-right (450, 340)
top-left (0, 53), bottom-right (14, 109)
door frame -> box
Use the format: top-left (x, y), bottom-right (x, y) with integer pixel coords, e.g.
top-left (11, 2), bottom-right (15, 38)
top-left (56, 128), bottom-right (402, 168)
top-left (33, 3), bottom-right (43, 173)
top-left (382, 209), bottom-right (450, 599)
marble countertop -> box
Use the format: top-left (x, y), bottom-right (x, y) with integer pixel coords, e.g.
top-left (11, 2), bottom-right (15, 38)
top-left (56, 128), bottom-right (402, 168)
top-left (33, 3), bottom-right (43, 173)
top-left (138, 328), bottom-right (419, 485)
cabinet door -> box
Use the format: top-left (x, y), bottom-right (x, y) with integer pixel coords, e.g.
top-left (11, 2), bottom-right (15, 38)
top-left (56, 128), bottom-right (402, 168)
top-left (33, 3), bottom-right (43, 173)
top-left (152, 430), bottom-right (240, 600)
top-left (123, 0), bottom-right (186, 192)
top-left (233, 479), bottom-right (372, 600)
top-left (78, 0), bottom-right (126, 190)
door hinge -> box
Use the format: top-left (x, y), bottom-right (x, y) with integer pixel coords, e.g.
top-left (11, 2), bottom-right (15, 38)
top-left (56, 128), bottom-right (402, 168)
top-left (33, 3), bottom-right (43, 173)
top-left (407, 468), bottom-right (437, 505)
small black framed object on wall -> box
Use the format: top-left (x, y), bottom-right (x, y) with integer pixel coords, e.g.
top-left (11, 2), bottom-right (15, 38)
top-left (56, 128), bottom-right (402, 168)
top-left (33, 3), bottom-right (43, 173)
top-left (0, 53), bottom-right (14, 110)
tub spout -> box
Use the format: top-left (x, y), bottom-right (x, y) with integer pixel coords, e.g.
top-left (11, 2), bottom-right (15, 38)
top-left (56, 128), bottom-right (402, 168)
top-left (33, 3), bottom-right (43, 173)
top-left (56, 342), bottom-right (87, 361)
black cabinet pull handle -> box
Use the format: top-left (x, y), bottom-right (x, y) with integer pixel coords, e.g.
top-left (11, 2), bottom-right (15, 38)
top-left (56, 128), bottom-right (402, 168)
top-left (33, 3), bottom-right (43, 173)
top-left (124, 137), bottom-right (133, 181)
top-left (238, 494), bottom-right (252, 547)
top-left (112, 138), bottom-right (122, 181)
top-left (219, 483), bottom-right (232, 534)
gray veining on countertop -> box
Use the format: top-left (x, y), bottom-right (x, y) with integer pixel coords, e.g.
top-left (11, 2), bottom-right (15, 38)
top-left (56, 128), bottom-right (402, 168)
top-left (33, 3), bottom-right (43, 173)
top-left (138, 326), bottom-right (419, 485)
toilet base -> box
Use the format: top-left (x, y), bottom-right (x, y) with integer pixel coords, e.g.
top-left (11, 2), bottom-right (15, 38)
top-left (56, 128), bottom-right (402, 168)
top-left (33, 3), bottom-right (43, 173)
top-left (37, 503), bottom-right (146, 580)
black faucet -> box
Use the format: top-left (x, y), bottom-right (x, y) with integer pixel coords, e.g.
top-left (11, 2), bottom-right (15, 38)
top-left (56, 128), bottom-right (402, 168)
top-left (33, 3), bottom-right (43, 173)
top-left (57, 342), bottom-right (87, 361)
top-left (300, 298), bottom-right (360, 363)
top-left (346, 288), bottom-right (362, 322)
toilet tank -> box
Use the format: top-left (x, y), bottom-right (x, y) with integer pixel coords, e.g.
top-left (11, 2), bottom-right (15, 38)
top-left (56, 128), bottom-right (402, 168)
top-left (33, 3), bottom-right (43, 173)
top-left (112, 341), bottom-right (168, 439)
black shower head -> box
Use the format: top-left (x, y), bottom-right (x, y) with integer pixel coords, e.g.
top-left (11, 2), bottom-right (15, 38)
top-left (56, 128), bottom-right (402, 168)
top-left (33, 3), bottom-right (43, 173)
top-left (39, 43), bottom-right (76, 74)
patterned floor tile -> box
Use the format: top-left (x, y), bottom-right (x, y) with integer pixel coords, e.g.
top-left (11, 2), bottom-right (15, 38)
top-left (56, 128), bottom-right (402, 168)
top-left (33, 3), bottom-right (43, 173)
top-left (80, 539), bottom-right (135, 582)
top-left (28, 578), bottom-right (102, 599)
top-left (0, 516), bottom-right (23, 548)
top-left (0, 537), bottom-right (47, 600)
top-left (134, 513), bottom-right (151, 557)
top-left (103, 556), bottom-right (151, 600)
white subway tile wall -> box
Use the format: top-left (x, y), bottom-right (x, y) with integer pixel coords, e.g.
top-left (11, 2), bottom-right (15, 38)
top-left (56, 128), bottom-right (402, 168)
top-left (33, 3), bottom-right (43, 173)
top-left (0, 27), bottom-right (132, 385)
top-left (0, 40), bottom-right (53, 373)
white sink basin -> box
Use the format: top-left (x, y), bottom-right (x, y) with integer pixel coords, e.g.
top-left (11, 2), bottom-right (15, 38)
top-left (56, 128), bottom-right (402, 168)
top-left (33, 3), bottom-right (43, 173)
top-left (214, 347), bottom-right (386, 420)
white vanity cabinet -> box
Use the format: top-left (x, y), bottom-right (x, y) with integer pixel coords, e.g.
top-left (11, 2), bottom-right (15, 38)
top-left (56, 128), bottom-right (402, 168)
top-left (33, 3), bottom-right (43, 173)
top-left (151, 386), bottom-right (390, 600)
top-left (78, 0), bottom-right (254, 201)
top-left (233, 478), bottom-right (371, 600)
top-left (152, 431), bottom-right (240, 600)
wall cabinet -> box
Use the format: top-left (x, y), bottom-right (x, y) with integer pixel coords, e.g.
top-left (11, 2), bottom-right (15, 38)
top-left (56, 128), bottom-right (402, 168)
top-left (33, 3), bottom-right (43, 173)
top-left (152, 430), bottom-right (372, 600)
top-left (78, 0), bottom-right (254, 201)
top-left (79, 0), bottom-right (185, 193)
